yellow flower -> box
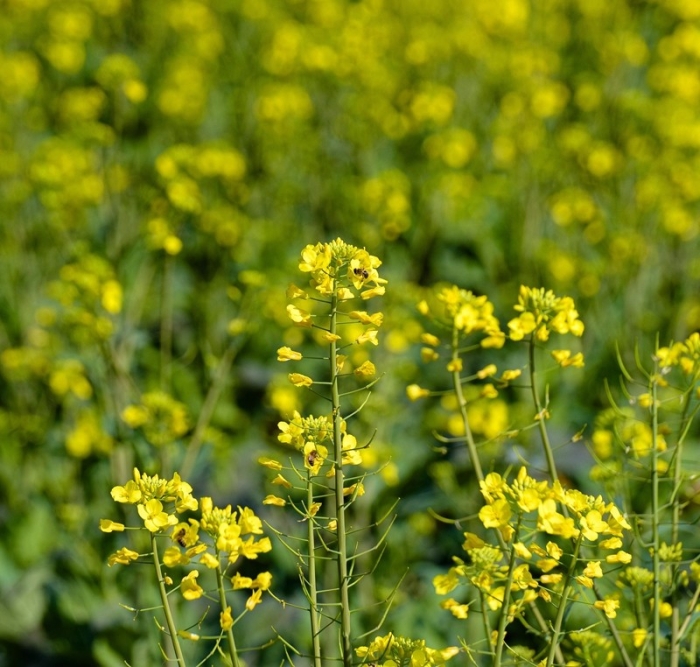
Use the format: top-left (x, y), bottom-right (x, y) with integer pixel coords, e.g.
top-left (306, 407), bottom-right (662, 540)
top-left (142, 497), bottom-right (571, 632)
top-left (583, 561), bottom-right (603, 578)
top-left (420, 333), bottom-right (440, 346)
top-left (551, 349), bottom-right (585, 368)
top-left (258, 457), bottom-right (282, 470)
top-left (163, 546), bottom-right (189, 568)
top-left (462, 532), bottom-right (486, 550)
top-left (486, 586), bottom-right (505, 611)
top-left (361, 286), bottom-right (386, 300)
top-left (232, 573), bottom-right (253, 589)
top-left (537, 499), bottom-right (579, 538)
top-left (137, 499), bottom-right (178, 533)
top-left (477, 364), bottom-right (497, 379)
top-left (238, 536), bottom-right (272, 559)
top-left (354, 360), bottom-right (376, 378)
top-left (246, 589), bottom-right (263, 610)
top-left (252, 571), bottom-right (273, 590)
top-left (349, 311), bottom-right (384, 327)
top-left (181, 571), bottom-right (204, 600)
top-left (481, 383), bottom-right (498, 399)
top-left (341, 434), bottom-right (362, 466)
top-left (513, 542), bottom-right (532, 559)
top-left (446, 358), bottom-right (462, 373)
top-left (356, 329), bottom-right (379, 345)
top-left (433, 570), bottom-right (459, 595)
top-left (288, 373), bottom-right (313, 387)
top-left (262, 495), bottom-right (286, 506)
top-left (200, 553), bottom-right (219, 569)
top-left (599, 537), bottom-right (622, 549)
top-left (406, 384), bottom-right (430, 400)
top-left (606, 550), bottom-right (632, 564)
top-left (111, 480), bottom-right (141, 505)
top-left (238, 507), bottom-right (263, 535)
top-left (500, 369), bottom-right (521, 381)
top-left (479, 498), bottom-right (512, 529)
top-left (512, 564), bottom-right (537, 590)
top-left (286, 304), bottom-right (312, 327)
top-left (594, 597), bottom-right (620, 618)
top-left (272, 474), bottom-right (292, 488)
top-left (441, 598), bottom-right (469, 619)
top-left (632, 628), bottom-right (647, 648)
top-left (277, 346), bottom-right (302, 362)
top-left (220, 606), bottom-right (233, 631)
top-left (99, 519), bottom-right (125, 532)
top-left (287, 284), bottom-right (308, 299)
top-left (546, 542), bottom-right (564, 560)
top-left (217, 523), bottom-right (242, 553)
top-left (107, 547), bottom-right (139, 566)
top-left (303, 442), bottom-right (328, 474)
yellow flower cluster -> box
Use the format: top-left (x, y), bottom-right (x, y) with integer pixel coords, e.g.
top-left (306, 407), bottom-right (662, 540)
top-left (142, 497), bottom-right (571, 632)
top-left (479, 467), bottom-right (631, 544)
top-left (418, 285), bottom-right (505, 349)
top-left (508, 286), bottom-right (585, 343)
top-left (355, 632), bottom-right (458, 666)
top-left (102, 468), bottom-right (272, 613)
top-left (274, 410), bottom-right (363, 478)
top-left (298, 237), bottom-right (387, 300)
top-left (434, 467), bottom-right (631, 621)
top-left (656, 332), bottom-right (700, 376)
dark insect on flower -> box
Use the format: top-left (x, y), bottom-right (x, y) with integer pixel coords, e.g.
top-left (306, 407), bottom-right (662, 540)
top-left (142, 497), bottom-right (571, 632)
top-left (353, 267), bottom-right (370, 280)
top-left (307, 450), bottom-right (319, 467)
top-left (173, 527), bottom-right (188, 547)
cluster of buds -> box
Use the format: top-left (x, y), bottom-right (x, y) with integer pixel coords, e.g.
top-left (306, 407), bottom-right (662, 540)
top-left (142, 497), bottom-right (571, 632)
top-left (508, 286), bottom-right (585, 367)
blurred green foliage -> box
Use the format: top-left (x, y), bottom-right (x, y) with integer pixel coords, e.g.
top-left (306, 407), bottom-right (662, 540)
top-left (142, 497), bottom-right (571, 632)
top-left (1, 0), bottom-right (700, 664)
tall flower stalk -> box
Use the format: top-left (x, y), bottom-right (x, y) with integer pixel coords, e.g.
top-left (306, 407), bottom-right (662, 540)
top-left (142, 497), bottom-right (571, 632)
top-left (269, 238), bottom-right (386, 667)
top-left (101, 469), bottom-right (273, 667)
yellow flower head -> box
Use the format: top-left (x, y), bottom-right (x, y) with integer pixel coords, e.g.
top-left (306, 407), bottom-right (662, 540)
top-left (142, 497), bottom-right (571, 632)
top-left (509, 286), bottom-right (584, 342)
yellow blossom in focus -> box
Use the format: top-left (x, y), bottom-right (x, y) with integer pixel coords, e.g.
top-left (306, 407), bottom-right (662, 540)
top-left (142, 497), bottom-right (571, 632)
top-left (181, 571), bottom-right (204, 600)
top-left (99, 519), bottom-right (125, 532)
top-left (277, 346), bottom-right (302, 361)
top-left (220, 606), bottom-right (233, 631)
top-left (107, 547), bottom-right (139, 566)
top-left (288, 373), bottom-right (313, 387)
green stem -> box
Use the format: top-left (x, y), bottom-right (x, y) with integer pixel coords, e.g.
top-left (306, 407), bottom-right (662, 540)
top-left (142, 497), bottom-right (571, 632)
top-left (161, 253), bottom-right (173, 392)
top-left (669, 381), bottom-right (697, 667)
top-left (650, 373), bottom-right (661, 667)
top-left (330, 292), bottom-right (353, 667)
top-left (151, 534), bottom-right (187, 667)
top-left (528, 338), bottom-right (558, 483)
top-left (546, 532), bottom-right (583, 667)
top-left (215, 560), bottom-right (241, 667)
top-left (494, 519), bottom-right (522, 667)
top-left (455, 331), bottom-right (565, 664)
top-left (307, 472), bottom-right (322, 667)
top-left (450, 325), bottom-right (484, 482)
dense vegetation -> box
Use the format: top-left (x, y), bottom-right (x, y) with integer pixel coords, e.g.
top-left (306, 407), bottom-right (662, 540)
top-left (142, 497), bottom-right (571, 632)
top-left (2, 0), bottom-right (700, 665)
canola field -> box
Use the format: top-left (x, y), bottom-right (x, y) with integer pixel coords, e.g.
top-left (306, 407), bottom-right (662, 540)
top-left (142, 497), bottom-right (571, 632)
top-left (2, 1), bottom-right (700, 665)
